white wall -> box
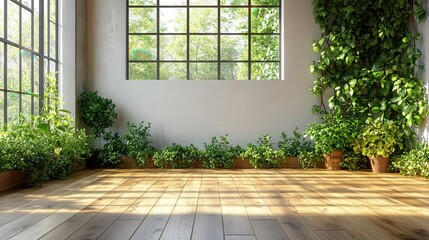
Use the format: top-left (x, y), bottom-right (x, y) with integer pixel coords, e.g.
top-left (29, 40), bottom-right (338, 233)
top-left (86, 0), bottom-right (321, 148)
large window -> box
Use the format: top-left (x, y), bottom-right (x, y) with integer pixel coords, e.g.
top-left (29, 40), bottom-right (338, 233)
top-left (127, 0), bottom-right (281, 80)
top-left (0, 0), bottom-right (58, 123)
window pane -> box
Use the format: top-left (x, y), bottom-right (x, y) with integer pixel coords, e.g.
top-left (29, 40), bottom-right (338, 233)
top-left (190, 35), bottom-right (217, 61)
top-left (221, 8), bottom-right (248, 33)
top-left (252, 0), bottom-right (279, 5)
top-left (0, 43), bottom-right (4, 89)
top-left (190, 0), bottom-right (217, 5)
top-left (221, 35), bottom-right (247, 61)
top-left (34, 0), bottom-right (40, 53)
top-left (34, 55), bottom-right (39, 93)
top-left (251, 8), bottom-right (279, 33)
top-left (7, 92), bottom-right (20, 123)
top-left (160, 8), bottom-right (186, 33)
top-left (22, 50), bottom-right (32, 93)
top-left (22, 94), bottom-right (32, 118)
top-left (129, 0), bottom-right (156, 5)
top-left (0, 0), bottom-right (4, 38)
top-left (190, 63), bottom-right (217, 80)
top-left (49, 22), bottom-right (56, 59)
top-left (160, 35), bottom-right (186, 61)
top-left (0, 92), bottom-right (3, 123)
top-left (50, 0), bottom-right (56, 23)
top-left (7, 1), bottom-right (20, 44)
top-left (221, 0), bottom-right (247, 5)
top-left (221, 63), bottom-right (248, 80)
top-left (160, 63), bottom-right (186, 80)
top-left (251, 35), bottom-right (279, 61)
top-left (129, 63), bottom-right (157, 80)
top-left (251, 62), bottom-right (279, 80)
top-left (129, 35), bottom-right (157, 61)
top-left (22, 9), bottom-right (32, 49)
top-left (7, 46), bottom-right (20, 91)
top-left (160, 0), bottom-right (186, 5)
top-left (129, 8), bottom-right (156, 33)
top-left (44, 0), bottom-right (48, 53)
top-left (189, 8), bottom-right (217, 33)
top-left (49, 60), bottom-right (56, 76)
top-left (22, 0), bottom-right (32, 8)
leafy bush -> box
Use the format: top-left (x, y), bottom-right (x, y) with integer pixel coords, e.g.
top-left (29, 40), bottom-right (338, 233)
top-left (153, 143), bottom-right (200, 168)
top-left (297, 147), bottom-right (324, 169)
top-left (392, 144), bottom-right (429, 179)
top-left (124, 122), bottom-right (155, 167)
top-left (99, 132), bottom-right (126, 168)
top-left (0, 75), bottom-right (90, 184)
top-left (278, 128), bottom-right (313, 157)
top-left (306, 113), bottom-right (361, 154)
top-left (353, 118), bottom-right (403, 158)
top-left (78, 91), bottom-right (117, 147)
top-left (241, 135), bottom-right (285, 168)
top-left (339, 152), bottom-right (369, 171)
top-left (201, 135), bottom-right (242, 169)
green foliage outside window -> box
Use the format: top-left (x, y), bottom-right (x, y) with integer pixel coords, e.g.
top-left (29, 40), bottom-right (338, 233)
top-left (127, 0), bottom-right (281, 80)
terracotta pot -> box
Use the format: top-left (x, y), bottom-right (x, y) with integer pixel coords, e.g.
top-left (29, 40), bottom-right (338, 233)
top-left (370, 156), bottom-right (390, 173)
top-left (120, 157), bottom-right (138, 169)
top-left (324, 150), bottom-right (344, 170)
top-left (283, 157), bottom-right (301, 168)
top-left (233, 158), bottom-right (253, 169)
top-left (0, 171), bottom-right (26, 192)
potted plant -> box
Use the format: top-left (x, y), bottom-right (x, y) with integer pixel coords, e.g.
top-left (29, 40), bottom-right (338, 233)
top-left (278, 128), bottom-right (313, 168)
top-left (353, 118), bottom-right (403, 173)
top-left (306, 113), bottom-right (361, 170)
top-left (241, 135), bottom-right (286, 168)
top-left (153, 143), bottom-right (200, 169)
top-left (201, 135), bottom-right (243, 169)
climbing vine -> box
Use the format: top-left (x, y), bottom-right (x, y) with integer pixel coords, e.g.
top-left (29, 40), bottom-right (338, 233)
top-left (311, 0), bottom-right (427, 128)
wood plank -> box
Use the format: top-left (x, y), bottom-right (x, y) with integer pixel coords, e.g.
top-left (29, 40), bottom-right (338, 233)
top-left (225, 236), bottom-right (257, 240)
top-left (222, 205), bottom-right (254, 235)
top-left (130, 205), bottom-right (175, 240)
top-left (160, 205), bottom-right (196, 240)
top-left (251, 219), bottom-right (289, 240)
top-left (192, 205), bottom-right (223, 240)
top-left (97, 220), bottom-right (141, 240)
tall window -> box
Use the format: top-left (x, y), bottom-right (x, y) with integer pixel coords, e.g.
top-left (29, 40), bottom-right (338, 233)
top-left (0, 0), bottom-right (58, 123)
top-left (127, 0), bottom-right (281, 80)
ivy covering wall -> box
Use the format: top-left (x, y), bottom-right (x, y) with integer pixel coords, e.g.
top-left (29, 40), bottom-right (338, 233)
top-left (311, 0), bottom-right (427, 129)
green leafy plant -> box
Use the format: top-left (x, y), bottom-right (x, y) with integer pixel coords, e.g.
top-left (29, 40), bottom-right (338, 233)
top-left (0, 75), bottom-right (90, 184)
top-left (306, 113), bottom-right (361, 154)
top-left (353, 118), bottom-right (403, 158)
top-left (201, 135), bottom-right (242, 169)
top-left (339, 151), bottom-right (369, 171)
top-left (124, 122), bottom-right (155, 167)
top-left (153, 143), bottom-right (201, 169)
top-left (297, 147), bottom-right (324, 169)
top-left (278, 128), bottom-right (313, 157)
top-left (311, 0), bottom-right (427, 129)
top-left (392, 144), bottom-right (429, 179)
top-left (241, 135), bottom-right (285, 168)
top-left (78, 91), bottom-right (117, 147)
top-left (98, 131), bottom-right (126, 168)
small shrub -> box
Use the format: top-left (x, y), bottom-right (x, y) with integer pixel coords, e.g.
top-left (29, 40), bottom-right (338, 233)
top-left (99, 132), bottom-right (126, 168)
top-left (392, 144), bottom-right (429, 179)
top-left (124, 122), bottom-right (155, 167)
top-left (339, 151), bottom-right (369, 171)
top-left (241, 135), bottom-right (285, 168)
top-left (278, 128), bottom-right (313, 157)
top-left (298, 147), bottom-right (324, 169)
top-left (201, 135), bottom-right (242, 169)
top-left (153, 143), bottom-right (200, 168)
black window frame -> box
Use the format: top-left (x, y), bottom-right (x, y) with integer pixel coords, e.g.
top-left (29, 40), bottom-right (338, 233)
top-left (0, 0), bottom-right (59, 124)
top-left (126, 0), bottom-right (282, 80)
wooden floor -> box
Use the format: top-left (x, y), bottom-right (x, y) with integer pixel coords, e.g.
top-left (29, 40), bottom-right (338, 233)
top-left (0, 169), bottom-right (428, 240)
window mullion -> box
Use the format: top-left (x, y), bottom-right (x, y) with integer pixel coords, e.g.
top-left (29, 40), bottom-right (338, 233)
top-left (247, 0), bottom-right (251, 80)
top-left (186, 0), bottom-right (190, 80)
top-left (156, 0), bottom-right (160, 80)
top-left (38, 0), bottom-right (44, 112)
